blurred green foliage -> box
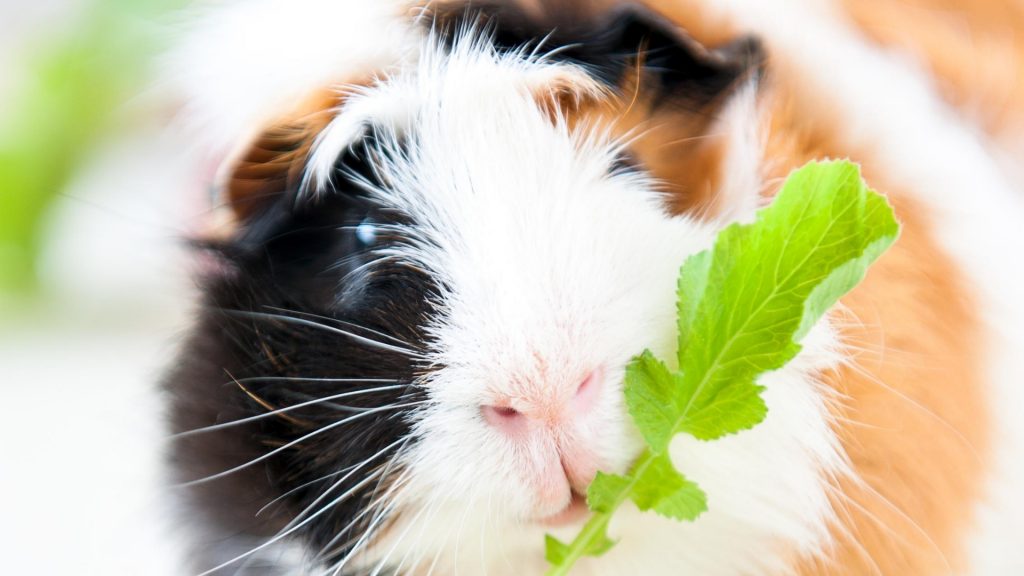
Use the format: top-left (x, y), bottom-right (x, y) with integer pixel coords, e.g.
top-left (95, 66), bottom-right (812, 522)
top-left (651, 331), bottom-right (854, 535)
top-left (0, 0), bottom-right (184, 298)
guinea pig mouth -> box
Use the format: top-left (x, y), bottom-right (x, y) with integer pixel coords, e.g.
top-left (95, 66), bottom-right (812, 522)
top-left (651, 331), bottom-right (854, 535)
top-left (537, 491), bottom-right (589, 527)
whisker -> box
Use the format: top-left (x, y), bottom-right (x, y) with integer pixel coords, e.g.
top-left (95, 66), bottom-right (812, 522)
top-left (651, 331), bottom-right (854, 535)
top-left (290, 438), bottom-right (411, 548)
top-left (206, 435), bottom-right (413, 576)
top-left (231, 376), bottom-right (403, 385)
top-left (178, 402), bottom-right (425, 487)
top-left (843, 358), bottom-right (983, 464)
top-left (335, 253), bottom-right (406, 287)
top-left (452, 483), bottom-right (483, 576)
top-left (855, 477), bottom-right (954, 574)
top-left (393, 493), bottom-right (445, 576)
top-left (255, 438), bottom-right (410, 518)
top-left (261, 306), bottom-right (422, 352)
top-left (315, 446), bottom-right (415, 564)
top-left (199, 467), bottom-right (389, 576)
top-left (173, 385), bottom-right (409, 438)
top-left (368, 493), bottom-right (434, 576)
top-left (823, 484), bottom-right (885, 576)
top-left (325, 475), bottom-right (412, 575)
top-left (223, 310), bottom-right (426, 358)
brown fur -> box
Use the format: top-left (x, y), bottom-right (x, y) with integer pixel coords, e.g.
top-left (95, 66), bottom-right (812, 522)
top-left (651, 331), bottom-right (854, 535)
top-left (797, 185), bottom-right (989, 575)
top-left (221, 88), bottom-right (344, 223)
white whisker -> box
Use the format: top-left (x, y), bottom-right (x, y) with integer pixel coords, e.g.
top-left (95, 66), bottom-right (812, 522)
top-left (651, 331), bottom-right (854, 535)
top-left (232, 376), bottom-right (403, 385)
top-left (316, 451), bottom-right (415, 566)
top-left (179, 402), bottom-right (424, 487)
top-left (326, 487), bottom-right (405, 575)
top-left (173, 385), bottom-right (409, 438)
top-left (225, 310), bottom-right (426, 358)
top-left (255, 437), bottom-right (410, 517)
top-left (199, 467), bottom-right (387, 576)
top-left (206, 435), bottom-right (412, 576)
top-left (264, 306), bottom-right (423, 351)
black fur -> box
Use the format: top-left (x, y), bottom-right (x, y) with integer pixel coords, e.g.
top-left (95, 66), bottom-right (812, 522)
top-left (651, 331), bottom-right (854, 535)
top-left (430, 1), bottom-right (765, 108)
top-left (166, 136), bottom-right (437, 574)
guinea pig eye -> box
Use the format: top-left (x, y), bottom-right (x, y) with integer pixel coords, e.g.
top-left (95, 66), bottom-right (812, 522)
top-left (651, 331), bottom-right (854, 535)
top-left (354, 218), bottom-right (378, 248)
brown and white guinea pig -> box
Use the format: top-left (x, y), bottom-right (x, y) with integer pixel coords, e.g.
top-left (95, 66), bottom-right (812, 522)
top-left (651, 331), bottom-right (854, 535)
top-left (163, 0), bottom-right (1024, 574)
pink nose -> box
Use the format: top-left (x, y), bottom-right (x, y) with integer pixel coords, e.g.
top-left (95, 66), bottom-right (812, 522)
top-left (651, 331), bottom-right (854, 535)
top-left (480, 368), bottom-right (603, 493)
top-left (480, 367), bottom-right (603, 432)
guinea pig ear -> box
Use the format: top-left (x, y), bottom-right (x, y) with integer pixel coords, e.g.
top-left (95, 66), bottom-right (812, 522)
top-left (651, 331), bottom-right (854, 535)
top-left (593, 7), bottom-right (767, 222)
top-left (603, 4), bottom-right (764, 108)
top-left (214, 90), bottom-right (339, 228)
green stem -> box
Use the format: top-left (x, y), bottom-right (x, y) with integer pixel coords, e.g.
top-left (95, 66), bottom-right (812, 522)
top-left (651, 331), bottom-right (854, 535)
top-left (544, 450), bottom-right (658, 575)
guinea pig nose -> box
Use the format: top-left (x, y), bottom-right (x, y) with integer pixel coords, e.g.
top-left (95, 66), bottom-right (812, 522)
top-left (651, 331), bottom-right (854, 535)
top-left (570, 367), bottom-right (603, 414)
top-left (481, 404), bottom-right (526, 433)
top-left (482, 368), bottom-right (605, 433)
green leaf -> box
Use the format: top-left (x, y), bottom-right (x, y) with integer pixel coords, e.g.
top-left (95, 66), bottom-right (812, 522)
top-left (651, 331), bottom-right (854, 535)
top-left (582, 534), bottom-right (617, 557)
top-left (669, 160), bottom-right (898, 441)
top-left (676, 249), bottom-right (712, 359)
top-left (545, 160), bottom-right (900, 575)
top-left (587, 471), bottom-right (632, 514)
top-left (678, 381), bottom-right (767, 441)
top-left (623, 351), bottom-right (686, 452)
top-left (629, 453), bottom-right (707, 521)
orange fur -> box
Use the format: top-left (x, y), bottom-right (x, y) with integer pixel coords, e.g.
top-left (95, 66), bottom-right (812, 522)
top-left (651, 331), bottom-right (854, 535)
top-left (221, 88), bottom-right (344, 222)
top-left (756, 36), bottom-right (990, 576)
top-left (840, 0), bottom-right (1024, 139)
top-left (797, 187), bottom-right (989, 575)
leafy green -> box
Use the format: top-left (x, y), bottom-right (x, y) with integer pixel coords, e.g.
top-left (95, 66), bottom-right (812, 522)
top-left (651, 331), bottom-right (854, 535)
top-left (544, 160), bottom-right (900, 575)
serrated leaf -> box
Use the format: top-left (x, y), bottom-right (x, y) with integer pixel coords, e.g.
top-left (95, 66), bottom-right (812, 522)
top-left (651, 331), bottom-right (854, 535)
top-left (629, 453), bottom-right (707, 521)
top-left (670, 160), bottom-right (898, 441)
top-left (623, 351), bottom-right (686, 452)
top-left (544, 161), bottom-right (900, 576)
top-left (676, 249), bottom-right (712, 359)
top-left (680, 381), bottom-right (767, 440)
top-left (587, 471), bottom-right (632, 514)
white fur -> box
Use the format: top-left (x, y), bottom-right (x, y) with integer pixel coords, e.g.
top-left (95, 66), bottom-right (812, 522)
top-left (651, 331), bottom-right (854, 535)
top-left (708, 83), bottom-right (765, 224)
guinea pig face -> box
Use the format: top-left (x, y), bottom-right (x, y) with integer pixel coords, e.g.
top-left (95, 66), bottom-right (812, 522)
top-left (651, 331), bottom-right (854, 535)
top-left (302, 37), bottom-right (715, 558)
top-left (182, 7), bottom-right (834, 575)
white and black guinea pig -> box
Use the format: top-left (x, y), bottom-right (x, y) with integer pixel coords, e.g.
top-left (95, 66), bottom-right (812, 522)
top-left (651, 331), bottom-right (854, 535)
top-left (164, 0), bottom-right (1024, 575)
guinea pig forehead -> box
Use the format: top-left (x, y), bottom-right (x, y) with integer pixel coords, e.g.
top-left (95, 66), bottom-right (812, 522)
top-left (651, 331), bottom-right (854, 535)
top-left (304, 53), bottom-right (607, 194)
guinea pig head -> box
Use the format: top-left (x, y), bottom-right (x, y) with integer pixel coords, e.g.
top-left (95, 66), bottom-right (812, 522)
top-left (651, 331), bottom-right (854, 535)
top-left (181, 4), bottom-right (771, 573)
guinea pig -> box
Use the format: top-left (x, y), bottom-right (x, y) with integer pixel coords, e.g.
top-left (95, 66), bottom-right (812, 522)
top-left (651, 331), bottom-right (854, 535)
top-left (163, 0), bottom-right (1024, 574)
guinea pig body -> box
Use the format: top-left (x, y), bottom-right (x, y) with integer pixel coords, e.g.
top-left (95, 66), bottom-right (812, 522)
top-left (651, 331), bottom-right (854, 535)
top-left (165, 1), bottom-right (1024, 574)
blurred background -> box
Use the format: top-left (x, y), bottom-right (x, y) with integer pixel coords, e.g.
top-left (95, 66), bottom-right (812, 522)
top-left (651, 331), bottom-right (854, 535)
top-left (0, 0), bottom-right (199, 572)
